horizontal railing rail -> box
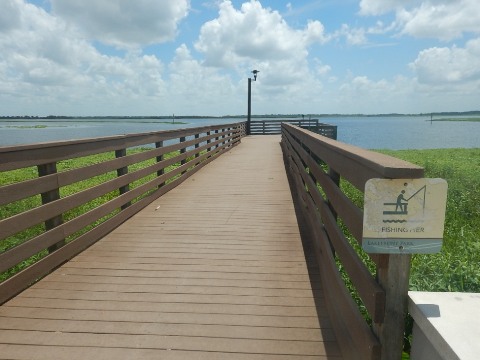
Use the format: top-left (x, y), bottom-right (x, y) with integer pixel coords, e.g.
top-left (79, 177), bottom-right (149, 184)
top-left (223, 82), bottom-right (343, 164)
top-left (0, 122), bottom-right (246, 304)
top-left (249, 118), bottom-right (337, 138)
top-left (281, 123), bottom-right (423, 360)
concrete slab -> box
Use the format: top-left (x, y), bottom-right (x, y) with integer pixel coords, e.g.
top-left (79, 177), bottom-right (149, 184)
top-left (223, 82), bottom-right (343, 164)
top-left (409, 291), bottom-right (480, 360)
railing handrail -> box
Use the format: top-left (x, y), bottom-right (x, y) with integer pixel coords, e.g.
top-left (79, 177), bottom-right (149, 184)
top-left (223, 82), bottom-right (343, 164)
top-left (248, 118), bottom-right (337, 136)
top-left (0, 122), bottom-right (246, 304)
top-left (0, 123), bottom-right (246, 171)
top-left (281, 123), bottom-right (423, 360)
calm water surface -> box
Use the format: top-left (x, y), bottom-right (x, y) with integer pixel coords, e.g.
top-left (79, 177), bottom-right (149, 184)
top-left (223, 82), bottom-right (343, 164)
top-left (0, 116), bottom-right (478, 150)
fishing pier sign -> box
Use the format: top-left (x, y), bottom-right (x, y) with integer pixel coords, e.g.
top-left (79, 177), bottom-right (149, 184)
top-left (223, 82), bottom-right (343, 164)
top-left (363, 178), bottom-right (448, 254)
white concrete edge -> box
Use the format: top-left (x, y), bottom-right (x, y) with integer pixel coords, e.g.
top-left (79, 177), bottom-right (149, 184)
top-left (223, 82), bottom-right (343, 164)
top-left (408, 292), bottom-right (460, 360)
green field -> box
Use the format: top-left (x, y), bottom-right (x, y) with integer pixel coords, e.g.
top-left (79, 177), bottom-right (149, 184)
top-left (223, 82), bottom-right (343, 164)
top-left (2, 147), bottom-right (478, 289)
top-left (377, 148), bottom-right (480, 293)
top-left (1, 146), bottom-right (478, 358)
top-left (336, 147), bottom-right (479, 358)
top-left (0, 148), bottom-right (188, 281)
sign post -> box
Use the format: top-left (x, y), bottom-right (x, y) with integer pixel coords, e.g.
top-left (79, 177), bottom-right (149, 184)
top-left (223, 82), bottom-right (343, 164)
top-left (363, 178), bottom-right (448, 254)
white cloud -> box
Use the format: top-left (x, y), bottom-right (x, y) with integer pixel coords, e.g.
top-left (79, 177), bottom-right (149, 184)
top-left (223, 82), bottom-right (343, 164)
top-left (361, 0), bottom-right (480, 41)
top-left (410, 38), bottom-right (480, 85)
top-left (359, 0), bottom-right (417, 16)
top-left (333, 74), bottom-right (436, 114)
top-left (336, 24), bottom-right (368, 45)
top-left (189, 0), bottom-right (334, 114)
top-left (0, 0), bottom-right (22, 32)
top-left (51, 0), bottom-right (189, 48)
top-left (194, 0), bottom-right (328, 68)
top-left (314, 60), bottom-right (331, 77)
top-left (398, 1), bottom-right (480, 41)
top-left (168, 44), bottom-right (237, 112)
top-left (0, 0), bottom-right (170, 115)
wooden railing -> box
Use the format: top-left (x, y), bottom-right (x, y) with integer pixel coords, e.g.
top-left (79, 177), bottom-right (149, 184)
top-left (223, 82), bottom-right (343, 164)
top-left (249, 118), bottom-right (337, 138)
top-left (281, 123), bottom-right (424, 360)
top-left (0, 122), bottom-right (246, 304)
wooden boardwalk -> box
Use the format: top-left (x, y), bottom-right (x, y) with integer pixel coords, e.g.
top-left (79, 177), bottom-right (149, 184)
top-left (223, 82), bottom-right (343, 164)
top-left (0, 136), bottom-right (342, 359)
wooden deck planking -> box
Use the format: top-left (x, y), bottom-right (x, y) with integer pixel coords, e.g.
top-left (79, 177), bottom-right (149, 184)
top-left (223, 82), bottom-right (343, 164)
top-left (0, 136), bottom-right (342, 359)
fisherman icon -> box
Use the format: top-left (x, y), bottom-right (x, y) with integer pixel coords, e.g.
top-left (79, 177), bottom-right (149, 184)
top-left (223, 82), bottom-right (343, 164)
top-left (383, 185), bottom-right (426, 217)
top-left (396, 190), bottom-right (408, 213)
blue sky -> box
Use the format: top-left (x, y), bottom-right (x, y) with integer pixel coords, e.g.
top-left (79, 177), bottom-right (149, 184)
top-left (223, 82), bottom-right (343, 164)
top-left (1, 0), bottom-right (480, 116)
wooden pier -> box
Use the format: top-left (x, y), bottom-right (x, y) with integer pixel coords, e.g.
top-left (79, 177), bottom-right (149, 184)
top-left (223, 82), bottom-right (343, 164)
top-left (0, 135), bottom-right (341, 359)
top-left (0, 122), bottom-right (425, 359)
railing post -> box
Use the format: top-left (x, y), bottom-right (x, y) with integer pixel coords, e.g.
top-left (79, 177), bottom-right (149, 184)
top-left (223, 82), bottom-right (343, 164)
top-left (247, 77), bottom-right (252, 135)
top-left (225, 127), bottom-right (231, 147)
top-left (37, 162), bottom-right (65, 253)
top-left (328, 168), bottom-right (340, 219)
top-left (206, 131), bottom-right (211, 152)
top-left (221, 128), bottom-right (226, 147)
top-left (155, 141), bottom-right (165, 188)
top-left (115, 149), bottom-right (130, 210)
top-left (180, 137), bottom-right (187, 165)
top-left (195, 134), bottom-right (200, 157)
top-left (374, 255), bottom-right (411, 360)
top-left (180, 136), bottom-right (187, 175)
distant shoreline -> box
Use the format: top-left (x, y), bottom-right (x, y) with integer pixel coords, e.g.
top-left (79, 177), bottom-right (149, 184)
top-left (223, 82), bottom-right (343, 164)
top-left (427, 118), bottom-right (480, 122)
top-left (1, 119), bottom-right (189, 125)
top-left (1, 111), bottom-right (480, 120)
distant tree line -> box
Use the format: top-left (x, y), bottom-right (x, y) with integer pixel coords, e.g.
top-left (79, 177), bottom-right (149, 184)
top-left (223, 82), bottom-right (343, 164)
top-left (1, 111), bottom-right (479, 120)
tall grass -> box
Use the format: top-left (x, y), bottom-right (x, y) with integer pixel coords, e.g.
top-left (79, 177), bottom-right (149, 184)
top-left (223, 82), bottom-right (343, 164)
top-left (377, 148), bottom-right (480, 293)
top-left (333, 148), bottom-right (479, 357)
top-left (0, 148), bottom-right (190, 282)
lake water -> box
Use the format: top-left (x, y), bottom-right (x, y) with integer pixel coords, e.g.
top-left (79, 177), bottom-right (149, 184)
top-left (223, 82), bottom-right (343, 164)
top-left (0, 116), bottom-right (478, 150)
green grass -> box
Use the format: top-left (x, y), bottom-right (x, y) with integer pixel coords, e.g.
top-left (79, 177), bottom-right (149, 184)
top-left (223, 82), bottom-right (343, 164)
top-left (339, 147), bottom-right (480, 357)
top-left (317, 148), bottom-right (479, 358)
top-left (2, 145), bottom-right (478, 357)
top-left (377, 148), bottom-right (480, 293)
top-left (6, 125), bottom-right (49, 129)
top-left (0, 147), bottom-right (196, 282)
top-left (3, 146), bottom-right (478, 291)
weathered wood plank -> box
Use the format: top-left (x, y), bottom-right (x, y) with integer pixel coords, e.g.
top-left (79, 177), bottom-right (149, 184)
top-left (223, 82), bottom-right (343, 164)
top-left (0, 135), bottom-right (342, 359)
top-left (0, 345), bottom-right (342, 360)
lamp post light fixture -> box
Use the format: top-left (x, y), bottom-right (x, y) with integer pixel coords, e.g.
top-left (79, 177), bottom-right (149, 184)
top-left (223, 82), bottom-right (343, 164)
top-left (247, 69), bottom-right (259, 135)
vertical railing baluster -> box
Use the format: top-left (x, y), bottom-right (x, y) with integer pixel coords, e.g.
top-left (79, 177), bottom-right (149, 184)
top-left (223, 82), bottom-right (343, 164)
top-left (115, 149), bottom-right (130, 210)
top-left (180, 136), bottom-right (187, 175)
top-left (207, 131), bottom-right (211, 152)
top-left (155, 141), bottom-right (165, 188)
top-left (328, 168), bottom-right (340, 220)
top-left (195, 134), bottom-right (200, 158)
top-left (37, 162), bottom-right (65, 253)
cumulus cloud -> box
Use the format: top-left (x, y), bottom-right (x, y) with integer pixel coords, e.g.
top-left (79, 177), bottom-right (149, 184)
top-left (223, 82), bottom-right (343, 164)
top-left (168, 44), bottom-right (240, 113)
top-left (336, 24), bottom-right (368, 45)
top-left (410, 38), bottom-right (480, 85)
top-left (0, 0), bottom-right (169, 115)
top-left (398, 1), bottom-right (480, 41)
top-left (51, 0), bottom-right (189, 48)
top-left (0, 0), bottom-right (22, 32)
top-left (194, 0), bottom-right (328, 68)
top-left (361, 0), bottom-right (480, 41)
top-left (189, 0), bottom-right (334, 113)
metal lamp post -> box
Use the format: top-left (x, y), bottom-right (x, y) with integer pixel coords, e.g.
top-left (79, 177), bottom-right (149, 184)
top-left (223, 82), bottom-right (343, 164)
top-left (247, 69), bottom-right (259, 135)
